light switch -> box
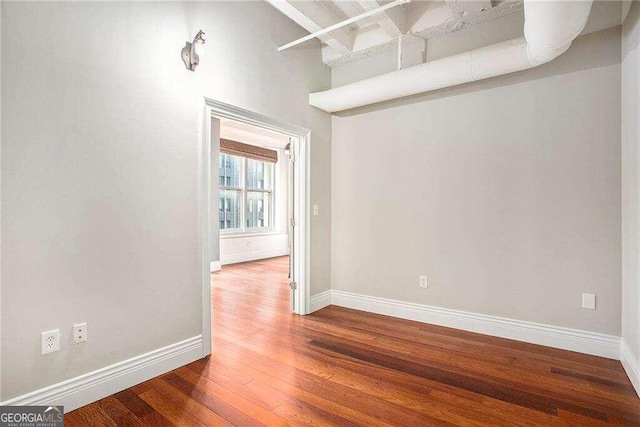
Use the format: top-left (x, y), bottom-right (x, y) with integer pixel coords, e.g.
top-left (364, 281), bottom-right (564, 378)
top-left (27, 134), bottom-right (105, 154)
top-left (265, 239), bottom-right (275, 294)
top-left (582, 293), bottom-right (596, 310)
top-left (313, 204), bottom-right (319, 216)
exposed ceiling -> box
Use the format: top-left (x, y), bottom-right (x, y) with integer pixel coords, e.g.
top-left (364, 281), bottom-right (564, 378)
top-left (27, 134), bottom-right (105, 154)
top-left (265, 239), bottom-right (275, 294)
top-left (268, 0), bottom-right (625, 71)
top-left (267, 0), bottom-right (525, 66)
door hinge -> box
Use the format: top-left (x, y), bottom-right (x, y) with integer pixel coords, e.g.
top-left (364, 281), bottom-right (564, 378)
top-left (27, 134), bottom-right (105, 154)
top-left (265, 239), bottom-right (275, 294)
top-left (290, 217), bottom-right (296, 227)
top-left (289, 281), bottom-right (297, 290)
top-left (286, 143), bottom-right (295, 162)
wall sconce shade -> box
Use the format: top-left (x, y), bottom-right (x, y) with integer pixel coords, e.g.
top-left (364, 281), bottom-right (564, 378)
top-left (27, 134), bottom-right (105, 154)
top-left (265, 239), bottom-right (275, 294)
top-left (181, 30), bottom-right (206, 71)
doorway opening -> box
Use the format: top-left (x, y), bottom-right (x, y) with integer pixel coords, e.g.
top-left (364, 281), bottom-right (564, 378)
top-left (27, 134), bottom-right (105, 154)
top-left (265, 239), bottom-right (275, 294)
top-left (200, 99), bottom-right (311, 356)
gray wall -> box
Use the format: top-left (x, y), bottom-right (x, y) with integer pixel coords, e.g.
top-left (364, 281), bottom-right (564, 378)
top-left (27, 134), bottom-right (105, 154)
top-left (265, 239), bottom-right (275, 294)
top-left (332, 27), bottom-right (621, 335)
top-left (1, 1), bottom-right (331, 400)
top-left (622, 2), bottom-right (640, 360)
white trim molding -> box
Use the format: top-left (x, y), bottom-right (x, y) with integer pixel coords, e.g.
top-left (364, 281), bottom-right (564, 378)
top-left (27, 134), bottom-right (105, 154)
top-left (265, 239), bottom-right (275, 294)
top-left (621, 339), bottom-right (640, 397)
top-left (309, 290), bottom-right (332, 313)
top-left (0, 336), bottom-right (203, 412)
top-left (204, 98), bottom-right (311, 317)
top-left (221, 248), bottom-right (289, 266)
top-left (330, 291), bottom-right (621, 360)
top-left (210, 261), bottom-right (221, 272)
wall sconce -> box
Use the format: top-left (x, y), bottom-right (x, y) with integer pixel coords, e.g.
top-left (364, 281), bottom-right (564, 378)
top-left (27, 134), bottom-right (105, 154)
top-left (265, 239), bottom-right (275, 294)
top-left (181, 30), bottom-right (206, 71)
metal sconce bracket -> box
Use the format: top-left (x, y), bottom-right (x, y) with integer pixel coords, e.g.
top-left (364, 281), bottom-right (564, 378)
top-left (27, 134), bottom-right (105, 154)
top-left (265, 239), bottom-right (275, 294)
top-left (182, 30), bottom-right (206, 71)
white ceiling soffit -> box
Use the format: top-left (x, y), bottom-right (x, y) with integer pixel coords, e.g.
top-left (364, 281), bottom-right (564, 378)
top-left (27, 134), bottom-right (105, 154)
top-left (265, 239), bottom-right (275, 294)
top-left (267, 0), bottom-right (527, 67)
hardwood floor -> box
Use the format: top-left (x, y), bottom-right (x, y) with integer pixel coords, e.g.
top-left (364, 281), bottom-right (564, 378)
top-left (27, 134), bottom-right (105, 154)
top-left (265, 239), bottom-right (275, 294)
top-left (67, 256), bottom-right (640, 426)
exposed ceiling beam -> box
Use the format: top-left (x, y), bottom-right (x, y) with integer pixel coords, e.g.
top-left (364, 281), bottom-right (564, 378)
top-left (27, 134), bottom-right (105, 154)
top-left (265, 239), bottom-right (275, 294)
top-left (270, 0), bottom-right (524, 67)
top-left (265, 0), bottom-right (354, 53)
top-left (412, 0), bottom-right (523, 39)
top-left (357, 0), bottom-right (403, 37)
top-left (278, 0), bottom-right (410, 52)
top-left (445, 0), bottom-right (493, 17)
top-left (330, 1), bottom-right (364, 26)
top-left (324, 0), bottom-right (523, 67)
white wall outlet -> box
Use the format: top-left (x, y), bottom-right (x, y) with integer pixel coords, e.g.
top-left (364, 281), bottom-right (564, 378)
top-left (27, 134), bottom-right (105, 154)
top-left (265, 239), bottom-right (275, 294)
top-left (73, 322), bottom-right (88, 344)
top-left (313, 204), bottom-right (319, 216)
top-left (582, 293), bottom-right (596, 310)
top-left (41, 329), bottom-right (60, 354)
top-left (419, 275), bottom-right (428, 288)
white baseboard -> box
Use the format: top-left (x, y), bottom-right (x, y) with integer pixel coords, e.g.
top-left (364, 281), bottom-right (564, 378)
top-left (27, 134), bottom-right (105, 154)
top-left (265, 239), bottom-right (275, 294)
top-left (0, 335), bottom-right (203, 412)
top-left (330, 291), bottom-right (621, 360)
top-left (221, 248), bottom-right (289, 265)
top-left (621, 339), bottom-right (640, 397)
top-left (210, 261), bottom-right (221, 272)
top-left (309, 290), bottom-right (332, 313)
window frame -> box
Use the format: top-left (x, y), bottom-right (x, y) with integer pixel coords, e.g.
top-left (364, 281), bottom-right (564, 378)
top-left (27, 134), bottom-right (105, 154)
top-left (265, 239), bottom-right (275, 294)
top-left (218, 153), bottom-right (276, 235)
top-left (218, 153), bottom-right (243, 233)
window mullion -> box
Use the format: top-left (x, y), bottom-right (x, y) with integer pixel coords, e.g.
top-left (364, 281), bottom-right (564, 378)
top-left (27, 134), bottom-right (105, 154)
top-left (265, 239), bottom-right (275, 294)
top-left (242, 158), bottom-right (247, 232)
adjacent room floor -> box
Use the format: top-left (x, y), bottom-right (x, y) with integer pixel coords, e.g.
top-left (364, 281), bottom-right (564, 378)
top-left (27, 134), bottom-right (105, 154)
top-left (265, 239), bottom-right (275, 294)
top-left (66, 256), bottom-right (640, 425)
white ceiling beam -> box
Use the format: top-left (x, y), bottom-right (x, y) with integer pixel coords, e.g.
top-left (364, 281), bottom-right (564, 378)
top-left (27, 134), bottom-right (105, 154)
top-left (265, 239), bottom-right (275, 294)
top-left (324, 0), bottom-right (523, 67)
top-left (265, 0), bottom-right (354, 53)
top-left (445, 0), bottom-right (493, 17)
top-left (278, 0), bottom-right (410, 52)
top-left (330, 1), bottom-right (363, 24)
top-left (412, 0), bottom-right (523, 39)
top-left (357, 0), bottom-right (403, 37)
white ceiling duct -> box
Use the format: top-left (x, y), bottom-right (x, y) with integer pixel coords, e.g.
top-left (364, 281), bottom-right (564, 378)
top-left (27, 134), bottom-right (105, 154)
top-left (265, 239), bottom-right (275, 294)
top-left (309, 0), bottom-right (594, 113)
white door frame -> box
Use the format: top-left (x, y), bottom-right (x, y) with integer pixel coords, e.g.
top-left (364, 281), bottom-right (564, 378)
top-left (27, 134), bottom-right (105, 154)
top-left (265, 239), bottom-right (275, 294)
top-left (200, 98), bottom-right (311, 356)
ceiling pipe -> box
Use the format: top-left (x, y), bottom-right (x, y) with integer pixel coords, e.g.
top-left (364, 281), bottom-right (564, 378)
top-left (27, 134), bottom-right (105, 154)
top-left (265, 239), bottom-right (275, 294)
top-left (278, 0), bottom-right (410, 52)
top-left (309, 0), bottom-right (594, 113)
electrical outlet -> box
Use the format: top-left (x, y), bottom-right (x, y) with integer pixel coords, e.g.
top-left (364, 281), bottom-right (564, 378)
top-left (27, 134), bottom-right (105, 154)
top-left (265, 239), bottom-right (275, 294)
top-left (41, 329), bottom-right (60, 354)
top-left (582, 293), bottom-right (596, 310)
top-left (419, 275), bottom-right (428, 288)
top-left (73, 322), bottom-right (87, 344)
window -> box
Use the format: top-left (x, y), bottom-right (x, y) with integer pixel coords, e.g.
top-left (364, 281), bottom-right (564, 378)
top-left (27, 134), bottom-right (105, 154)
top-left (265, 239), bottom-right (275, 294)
top-left (218, 151), bottom-right (275, 233)
top-left (218, 153), bottom-right (242, 231)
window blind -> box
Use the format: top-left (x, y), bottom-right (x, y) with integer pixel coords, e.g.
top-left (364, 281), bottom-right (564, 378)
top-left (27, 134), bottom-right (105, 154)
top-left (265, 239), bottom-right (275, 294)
top-left (220, 139), bottom-right (278, 163)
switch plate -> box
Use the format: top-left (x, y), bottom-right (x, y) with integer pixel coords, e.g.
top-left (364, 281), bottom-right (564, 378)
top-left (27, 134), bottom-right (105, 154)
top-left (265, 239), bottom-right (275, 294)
top-left (313, 204), bottom-right (319, 216)
top-left (42, 329), bottom-right (60, 354)
top-left (582, 293), bottom-right (596, 310)
top-left (73, 322), bottom-right (87, 344)
top-left (419, 275), bottom-right (428, 288)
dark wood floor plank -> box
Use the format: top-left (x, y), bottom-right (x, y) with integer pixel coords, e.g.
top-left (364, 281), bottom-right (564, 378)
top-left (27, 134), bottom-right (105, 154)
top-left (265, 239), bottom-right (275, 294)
top-left (297, 315), bottom-right (636, 405)
top-left (218, 314), bottom-right (624, 422)
top-left (309, 338), bottom-right (560, 415)
top-left (72, 402), bottom-right (118, 427)
top-left (138, 377), bottom-right (232, 426)
top-left (551, 367), bottom-right (637, 392)
top-left (98, 396), bottom-right (147, 427)
top-left (113, 388), bottom-right (175, 427)
top-left (211, 328), bottom-right (503, 425)
top-left (205, 348), bottom-right (405, 426)
top-left (162, 372), bottom-right (266, 427)
top-left (64, 410), bottom-right (96, 426)
top-left (187, 355), bottom-right (255, 386)
top-left (173, 366), bottom-right (289, 426)
top-left (185, 360), bottom-right (286, 411)
top-left (65, 256), bottom-right (640, 426)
